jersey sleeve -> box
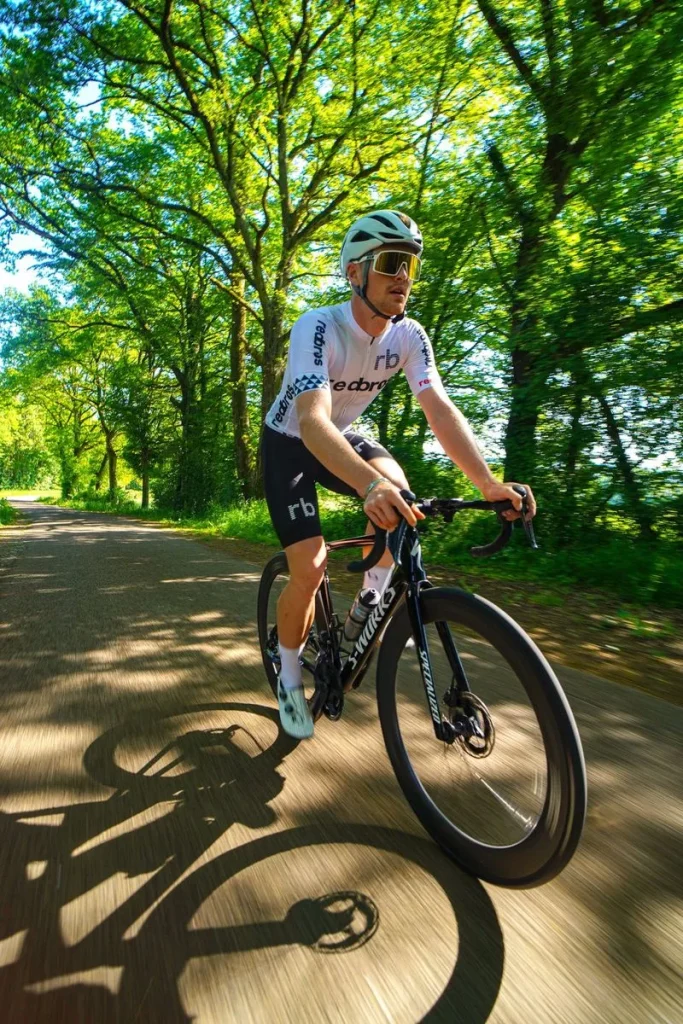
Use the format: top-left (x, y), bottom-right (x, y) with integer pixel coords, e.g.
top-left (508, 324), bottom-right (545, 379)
top-left (402, 322), bottom-right (441, 396)
top-left (288, 311), bottom-right (331, 396)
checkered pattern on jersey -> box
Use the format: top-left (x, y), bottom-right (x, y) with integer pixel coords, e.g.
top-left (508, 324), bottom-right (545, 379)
top-left (293, 374), bottom-right (329, 395)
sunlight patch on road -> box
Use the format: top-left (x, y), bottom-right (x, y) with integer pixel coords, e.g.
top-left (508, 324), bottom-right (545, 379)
top-left (0, 726), bottom-right (100, 795)
top-left (24, 965), bottom-right (124, 996)
top-left (180, 845), bottom-right (458, 1024)
top-left (72, 800), bottom-right (179, 857)
top-left (60, 869), bottom-right (166, 947)
top-left (16, 813), bottom-right (65, 827)
top-left (0, 929), bottom-right (27, 967)
top-left (637, 898), bottom-right (683, 984)
top-left (25, 860), bottom-right (48, 880)
top-left (161, 573), bottom-right (261, 584)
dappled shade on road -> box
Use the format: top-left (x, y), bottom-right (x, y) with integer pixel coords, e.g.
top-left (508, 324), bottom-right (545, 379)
top-left (0, 502), bottom-right (681, 1022)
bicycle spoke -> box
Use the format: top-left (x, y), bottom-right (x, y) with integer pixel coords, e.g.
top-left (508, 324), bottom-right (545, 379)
top-left (452, 744), bottom-right (536, 832)
top-left (396, 620), bottom-right (548, 847)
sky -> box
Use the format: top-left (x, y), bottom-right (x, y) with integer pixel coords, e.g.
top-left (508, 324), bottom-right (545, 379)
top-left (0, 232), bottom-right (47, 294)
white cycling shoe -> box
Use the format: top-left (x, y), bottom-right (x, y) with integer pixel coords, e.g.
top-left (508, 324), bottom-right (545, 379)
top-left (277, 681), bottom-right (314, 740)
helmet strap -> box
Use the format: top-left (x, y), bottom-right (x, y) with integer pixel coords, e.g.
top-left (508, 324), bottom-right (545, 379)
top-left (352, 259), bottom-right (405, 324)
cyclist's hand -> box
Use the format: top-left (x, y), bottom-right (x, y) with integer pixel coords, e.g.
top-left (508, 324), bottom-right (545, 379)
top-left (364, 481), bottom-right (425, 531)
top-left (480, 481), bottom-right (536, 522)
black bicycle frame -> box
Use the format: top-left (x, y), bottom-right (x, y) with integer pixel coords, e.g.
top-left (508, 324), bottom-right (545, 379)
top-left (320, 522), bottom-right (471, 740)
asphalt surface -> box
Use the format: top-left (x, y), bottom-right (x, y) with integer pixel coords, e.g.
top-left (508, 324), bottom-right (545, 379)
top-left (0, 501), bottom-right (681, 1023)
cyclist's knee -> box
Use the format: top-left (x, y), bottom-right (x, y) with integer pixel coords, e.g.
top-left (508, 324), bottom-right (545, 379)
top-left (285, 536), bottom-right (327, 595)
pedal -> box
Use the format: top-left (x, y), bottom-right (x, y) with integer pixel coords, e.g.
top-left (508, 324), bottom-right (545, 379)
top-left (323, 689), bottom-right (344, 721)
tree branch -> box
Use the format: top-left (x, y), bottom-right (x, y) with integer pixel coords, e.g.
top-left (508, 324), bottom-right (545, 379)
top-left (475, 0), bottom-right (544, 102)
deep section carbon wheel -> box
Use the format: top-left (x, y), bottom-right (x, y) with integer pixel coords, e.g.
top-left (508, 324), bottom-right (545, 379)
top-left (376, 587), bottom-right (587, 887)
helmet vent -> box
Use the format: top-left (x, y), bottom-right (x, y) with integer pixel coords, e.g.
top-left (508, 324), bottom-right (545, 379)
top-left (369, 213), bottom-right (398, 229)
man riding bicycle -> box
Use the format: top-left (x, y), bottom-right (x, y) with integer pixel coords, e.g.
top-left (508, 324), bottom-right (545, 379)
top-left (262, 210), bottom-right (536, 739)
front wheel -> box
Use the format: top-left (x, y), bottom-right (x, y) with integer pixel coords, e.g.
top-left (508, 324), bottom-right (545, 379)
top-left (376, 587), bottom-right (587, 887)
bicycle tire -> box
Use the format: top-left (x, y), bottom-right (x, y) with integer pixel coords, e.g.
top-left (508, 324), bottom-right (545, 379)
top-left (376, 587), bottom-right (587, 887)
top-left (257, 551), bottom-right (328, 718)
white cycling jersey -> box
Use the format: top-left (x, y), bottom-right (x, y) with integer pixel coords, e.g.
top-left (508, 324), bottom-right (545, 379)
top-left (265, 300), bottom-right (440, 438)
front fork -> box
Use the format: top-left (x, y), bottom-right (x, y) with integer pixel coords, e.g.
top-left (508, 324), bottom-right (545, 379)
top-left (405, 581), bottom-right (461, 742)
top-left (394, 523), bottom-right (468, 743)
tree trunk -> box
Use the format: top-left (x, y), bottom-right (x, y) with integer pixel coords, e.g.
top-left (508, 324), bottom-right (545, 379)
top-left (502, 219), bottom-right (546, 483)
top-left (503, 347), bottom-right (543, 482)
top-left (573, 356), bottom-right (656, 541)
top-left (397, 382), bottom-right (413, 440)
top-left (94, 453), bottom-right (107, 492)
top-left (564, 381), bottom-right (584, 507)
top-left (230, 275), bottom-right (256, 498)
top-left (417, 414), bottom-right (429, 451)
top-left (558, 379), bottom-right (584, 547)
top-left (106, 433), bottom-right (118, 498)
top-left (174, 360), bottom-right (208, 516)
top-left (61, 456), bottom-right (75, 499)
top-left (260, 295), bottom-right (286, 425)
top-left (141, 451), bottom-right (150, 510)
top-left (594, 389), bottom-right (656, 541)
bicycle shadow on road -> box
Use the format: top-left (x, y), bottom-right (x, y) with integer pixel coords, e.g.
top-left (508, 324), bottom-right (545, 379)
top-left (0, 701), bottom-right (504, 1024)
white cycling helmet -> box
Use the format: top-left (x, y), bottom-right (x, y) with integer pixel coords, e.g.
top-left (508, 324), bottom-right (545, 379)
top-left (340, 209), bottom-right (423, 276)
top-left (340, 210), bottom-right (423, 323)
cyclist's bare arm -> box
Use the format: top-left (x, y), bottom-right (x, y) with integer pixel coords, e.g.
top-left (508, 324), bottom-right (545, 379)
top-left (417, 385), bottom-right (536, 519)
top-left (296, 391), bottom-right (421, 530)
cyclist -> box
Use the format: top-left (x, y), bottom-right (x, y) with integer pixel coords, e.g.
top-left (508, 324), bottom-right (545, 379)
top-left (262, 209), bottom-right (536, 739)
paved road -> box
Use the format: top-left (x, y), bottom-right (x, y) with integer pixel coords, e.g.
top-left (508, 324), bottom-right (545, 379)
top-left (0, 502), bottom-right (680, 1023)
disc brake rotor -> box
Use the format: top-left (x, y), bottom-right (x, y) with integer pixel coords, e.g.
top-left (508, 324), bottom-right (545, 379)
top-left (452, 691), bottom-right (495, 758)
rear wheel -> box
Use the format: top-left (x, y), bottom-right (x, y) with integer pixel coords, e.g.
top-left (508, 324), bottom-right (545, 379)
top-left (257, 552), bottom-right (327, 719)
top-left (376, 587), bottom-right (586, 887)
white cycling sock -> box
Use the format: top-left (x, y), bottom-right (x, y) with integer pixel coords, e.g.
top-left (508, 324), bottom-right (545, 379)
top-left (363, 564), bottom-right (393, 594)
top-left (278, 642), bottom-right (304, 691)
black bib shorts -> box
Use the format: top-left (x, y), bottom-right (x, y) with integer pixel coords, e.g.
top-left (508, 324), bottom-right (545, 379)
top-left (262, 425), bottom-right (394, 548)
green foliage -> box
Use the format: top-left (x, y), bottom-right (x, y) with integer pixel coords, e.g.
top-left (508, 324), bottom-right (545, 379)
top-left (0, 398), bottom-right (55, 487)
top-left (0, 0), bottom-right (681, 604)
top-left (0, 498), bottom-right (18, 525)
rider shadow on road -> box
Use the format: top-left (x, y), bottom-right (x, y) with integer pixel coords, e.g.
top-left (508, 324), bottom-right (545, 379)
top-left (0, 701), bottom-right (504, 1023)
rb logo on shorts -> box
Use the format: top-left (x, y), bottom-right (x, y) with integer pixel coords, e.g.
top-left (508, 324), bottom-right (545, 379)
top-left (288, 497), bottom-right (316, 521)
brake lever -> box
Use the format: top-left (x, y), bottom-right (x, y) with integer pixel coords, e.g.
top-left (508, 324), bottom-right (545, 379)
top-left (521, 514), bottom-right (538, 549)
top-left (510, 484), bottom-right (539, 550)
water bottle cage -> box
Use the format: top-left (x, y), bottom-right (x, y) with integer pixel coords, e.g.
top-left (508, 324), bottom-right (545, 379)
top-left (343, 588), bottom-right (380, 642)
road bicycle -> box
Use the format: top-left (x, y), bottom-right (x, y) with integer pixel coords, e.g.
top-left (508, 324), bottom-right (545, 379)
top-left (257, 488), bottom-right (587, 887)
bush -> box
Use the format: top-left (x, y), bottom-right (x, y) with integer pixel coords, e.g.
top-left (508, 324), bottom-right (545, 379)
top-left (52, 489), bottom-right (142, 514)
top-left (0, 498), bottom-right (18, 525)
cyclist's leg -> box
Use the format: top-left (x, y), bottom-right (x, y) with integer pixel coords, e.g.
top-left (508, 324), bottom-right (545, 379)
top-left (364, 454), bottom-right (411, 581)
top-left (315, 431), bottom-right (410, 589)
top-left (262, 428), bottom-right (325, 737)
top-left (274, 536), bottom-right (325, 739)
top-left (278, 536), bottom-right (327, 651)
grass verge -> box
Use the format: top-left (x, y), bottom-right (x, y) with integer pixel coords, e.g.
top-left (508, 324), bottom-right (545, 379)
top-left (0, 498), bottom-right (20, 526)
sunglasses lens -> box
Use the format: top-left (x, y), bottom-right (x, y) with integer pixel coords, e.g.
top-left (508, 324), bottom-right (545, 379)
top-left (373, 251), bottom-right (421, 280)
